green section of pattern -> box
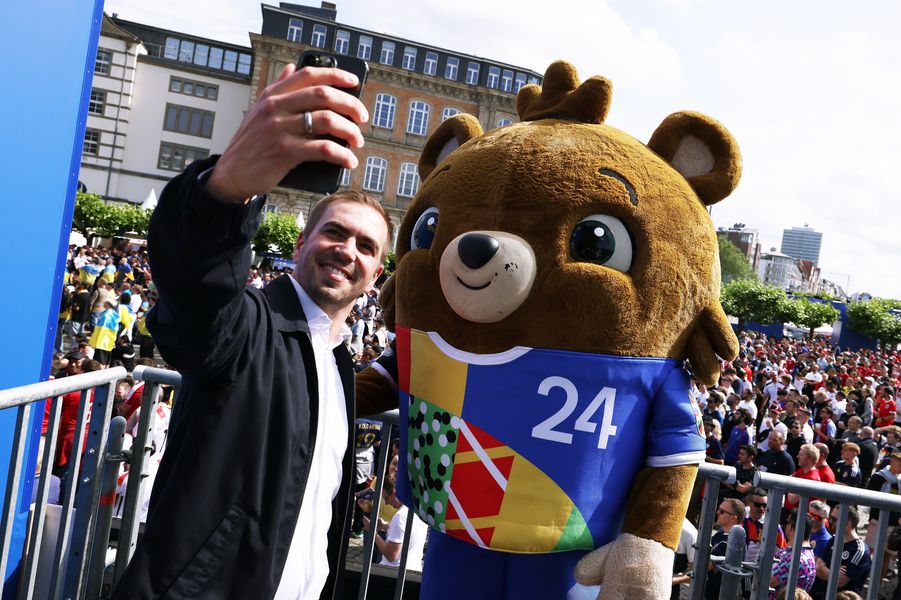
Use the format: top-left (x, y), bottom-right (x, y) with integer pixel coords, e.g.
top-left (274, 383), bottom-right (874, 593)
top-left (553, 505), bottom-right (595, 551)
top-left (406, 395), bottom-right (459, 531)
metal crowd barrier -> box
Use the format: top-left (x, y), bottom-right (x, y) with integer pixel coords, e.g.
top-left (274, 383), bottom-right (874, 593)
top-left (690, 462), bottom-right (901, 600)
top-left (0, 367), bottom-right (127, 599)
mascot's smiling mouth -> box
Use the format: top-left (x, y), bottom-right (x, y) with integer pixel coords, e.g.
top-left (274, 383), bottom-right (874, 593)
top-left (456, 276), bottom-right (492, 290)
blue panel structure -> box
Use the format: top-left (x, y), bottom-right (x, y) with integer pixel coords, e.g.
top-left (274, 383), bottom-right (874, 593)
top-left (0, 1), bottom-right (104, 592)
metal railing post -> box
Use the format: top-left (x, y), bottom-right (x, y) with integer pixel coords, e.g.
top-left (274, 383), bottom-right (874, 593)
top-left (750, 487), bottom-right (784, 600)
top-left (866, 481), bottom-right (893, 600)
top-left (85, 416), bottom-right (127, 600)
top-left (64, 377), bottom-right (117, 599)
top-left (0, 404), bottom-right (32, 592)
top-left (717, 525), bottom-right (750, 599)
top-left (18, 395), bottom-right (63, 600)
top-left (689, 463), bottom-right (735, 600)
top-left (781, 496), bottom-right (808, 600)
top-left (112, 380), bottom-right (163, 585)
top-left (358, 422), bottom-right (395, 600)
top-left (825, 502), bottom-right (849, 599)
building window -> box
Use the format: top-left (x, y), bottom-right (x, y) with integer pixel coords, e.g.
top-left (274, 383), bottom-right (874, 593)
top-left (311, 24), bottom-right (327, 48)
top-left (487, 66), bottom-right (500, 88)
top-left (514, 73), bottom-right (527, 93)
top-left (178, 40), bottom-right (194, 63)
top-left (497, 118), bottom-right (512, 127)
top-left (402, 47), bottom-right (417, 70)
top-left (237, 53), bottom-right (252, 75)
top-left (529, 76), bottom-right (540, 85)
top-left (262, 204), bottom-right (280, 215)
top-left (441, 107), bottom-right (460, 122)
top-left (397, 162), bottom-right (420, 198)
top-left (164, 103), bottom-right (215, 138)
top-left (88, 89), bottom-right (107, 115)
top-left (363, 157), bottom-right (387, 192)
top-left (466, 62), bottom-right (480, 85)
top-left (373, 93), bottom-right (396, 129)
top-left (287, 18), bottom-right (303, 43)
top-left (169, 77), bottom-right (219, 100)
top-left (223, 50), bottom-right (238, 72)
top-left (340, 168), bottom-right (351, 187)
top-left (95, 49), bottom-right (112, 75)
top-left (424, 52), bottom-right (438, 76)
top-left (334, 30), bottom-right (350, 54)
top-left (158, 142), bottom-right (210, 172)
top-left (380, 41), bottom-right (395, 65)
top-left (445, 57), bottom-right (459, 80)
top-left (357, 36), bottom-right (372, 60)
top-left (501, 70), bottom-right (514, 92)
top-left (164, 38), bottom-right (179, 60)
top-left (208, 47), bottom-right (223, 69)
top-left (193, 44), bottom-right (209, 67)
top-left (406, 100), bottom-right (430, 136)
top-left (83, 129), bottom-right (100, 155)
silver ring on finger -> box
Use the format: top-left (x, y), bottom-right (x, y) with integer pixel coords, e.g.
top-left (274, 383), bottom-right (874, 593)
top-left (304, 111), bottom-right (314, 136)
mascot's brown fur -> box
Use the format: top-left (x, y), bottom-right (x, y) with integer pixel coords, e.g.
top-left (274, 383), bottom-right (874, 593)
top-left (358, 60), bottom-right (740, 598)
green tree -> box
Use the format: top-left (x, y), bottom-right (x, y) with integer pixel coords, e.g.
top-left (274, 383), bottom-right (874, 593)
top-left (253, 212), bottom-right (301, 258)
top-left (786, 297), bottom-right (840, 340)
top-left (72, 192), bottom-right (151, 241)
top-left (847, 299), bottom-right (901, 347)
top-left (720, 279), bottom-right (789, 331)
top-left (717, 235), bottom-right (757, 283)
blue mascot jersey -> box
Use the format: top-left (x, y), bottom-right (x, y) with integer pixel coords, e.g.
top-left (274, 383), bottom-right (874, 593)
top-left (392, 326), bottom-right (705, 554)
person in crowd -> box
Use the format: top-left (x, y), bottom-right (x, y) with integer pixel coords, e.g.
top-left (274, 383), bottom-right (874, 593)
top-left (770, 511), bottom-right (816, 599)
top-left (857, 427), bottom-right (879, 486)
top-left (807, 501), bottom-right (832, 559)
top-left (786, 419), bottom-right (807, 465)
top-left (704, 417), bottom-right (725, 465)
top-left (759, 403), bottom-right (789, 452)
top-left (758, 430), bottom-right (796, 477)
top-left (875, 425), bottom-right (901, 468)
top-left (810, 506), bottom-right (870, 599)
top-left (724, 408), bottom-right (753, 464)
top-left (362, 474), bottom-right (428, 571)
top-left (833, 442), bottom-right (862, 488)
top-left (786, 445), bottom-right (822, 510)
top-left (671, 518), bottom-right (698, 600)
top-left (722, 444), bottom-right (757, 500)
top-left (814, 442), bottom-right (835, 484)
top-left (865, 450), bottom-right (901, 579)
top-left (743, 488), bottom-right (785, 564)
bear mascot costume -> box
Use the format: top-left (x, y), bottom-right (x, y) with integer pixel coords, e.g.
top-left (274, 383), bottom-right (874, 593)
top-left (357, 60), bottom-right (741, 599)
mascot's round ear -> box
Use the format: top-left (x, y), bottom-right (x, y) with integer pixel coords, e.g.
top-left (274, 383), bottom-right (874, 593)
top-left (648, 111), bottom-right (741, 206)
top-left (419, 113), bottom-right (484, 179)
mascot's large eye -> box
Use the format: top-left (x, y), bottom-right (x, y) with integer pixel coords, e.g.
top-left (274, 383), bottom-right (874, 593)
top-left (411, 207), bottom-right (439, 250)
top-left (569, 214), bottom-right (633, 272)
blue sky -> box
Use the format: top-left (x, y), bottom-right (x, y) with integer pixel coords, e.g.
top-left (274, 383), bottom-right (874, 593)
top-left (105, 0), bottom-right (901, 298)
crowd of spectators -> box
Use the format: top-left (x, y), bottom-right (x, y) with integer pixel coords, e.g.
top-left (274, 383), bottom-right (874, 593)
top-left (692, 331), bottom-right (901, 599)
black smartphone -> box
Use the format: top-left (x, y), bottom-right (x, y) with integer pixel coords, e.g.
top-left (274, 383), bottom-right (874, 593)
top-left (279, 51), bottom-right (369, 194)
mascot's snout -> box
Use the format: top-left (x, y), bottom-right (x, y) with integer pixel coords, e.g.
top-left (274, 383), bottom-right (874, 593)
top-left (438, 230), bottom-right (536, 323)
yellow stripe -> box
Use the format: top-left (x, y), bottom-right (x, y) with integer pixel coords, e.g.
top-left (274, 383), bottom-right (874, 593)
top-left (454, 446), bottom-right (515, 464)
top-left (408, 329), bottom-right (466, 415)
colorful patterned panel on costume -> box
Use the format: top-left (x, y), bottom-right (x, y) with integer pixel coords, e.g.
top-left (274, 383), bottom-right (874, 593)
top-left (395, 325), bottom-right (704, 554)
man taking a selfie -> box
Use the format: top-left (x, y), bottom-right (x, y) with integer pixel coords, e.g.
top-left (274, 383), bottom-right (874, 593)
top-left (113, 62), bottom-right (393, 600)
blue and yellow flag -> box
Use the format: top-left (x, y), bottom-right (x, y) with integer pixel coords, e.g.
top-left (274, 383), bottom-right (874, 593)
top-left (101, 264), bottom-right (116, 283)
top-left (78, 263), bottom-right (101, 285)
top-left (89, 307), bottom-right (119, 351)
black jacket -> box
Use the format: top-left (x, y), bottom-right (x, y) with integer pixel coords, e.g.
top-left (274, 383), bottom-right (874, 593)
top-left (112, 158), bottom-right (355, 600)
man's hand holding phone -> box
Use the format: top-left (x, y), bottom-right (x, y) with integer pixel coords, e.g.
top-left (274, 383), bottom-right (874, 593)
top-left (206, 64), bottom-right (368, 204)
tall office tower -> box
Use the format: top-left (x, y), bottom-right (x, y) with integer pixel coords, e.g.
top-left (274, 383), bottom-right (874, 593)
top-left (780, 225), bottom-right (822, 267)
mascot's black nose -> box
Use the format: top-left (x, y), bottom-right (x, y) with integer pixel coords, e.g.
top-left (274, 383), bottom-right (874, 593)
top-left (458, 233), bottom-right (499, 269)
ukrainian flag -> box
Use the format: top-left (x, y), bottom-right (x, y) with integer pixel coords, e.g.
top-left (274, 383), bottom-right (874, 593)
top-left (79, 264), bottom-right (101, 285)
top-left (101, 264), bottom-right (116, 283)
top-left (89, 308), bottom-right (119, 351)
top-left (118, 304), bottom-right (135, 333)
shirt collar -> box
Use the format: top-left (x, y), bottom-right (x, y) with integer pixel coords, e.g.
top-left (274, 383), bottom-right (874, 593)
top-left (289, 276), bottom-right (351, 347)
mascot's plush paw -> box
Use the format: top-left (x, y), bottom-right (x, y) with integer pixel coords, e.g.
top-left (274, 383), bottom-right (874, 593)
top-left (574, 533), bottom-right (674, 600)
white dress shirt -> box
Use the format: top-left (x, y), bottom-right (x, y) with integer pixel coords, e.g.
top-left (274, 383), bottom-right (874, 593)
top-left (274, 278), bottom-right (349, 600)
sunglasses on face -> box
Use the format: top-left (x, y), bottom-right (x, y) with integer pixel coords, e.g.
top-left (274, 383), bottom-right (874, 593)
top-left (717, 508), bottom-right (738, 517)
top-left (751, 501), bottom-right (767, 508)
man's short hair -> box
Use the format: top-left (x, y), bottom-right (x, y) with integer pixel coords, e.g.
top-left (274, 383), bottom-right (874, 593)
top-left (723, 498), bottom-right (745, 519)
top-left (739, 444), bottom-right (758, 458)
top-left (303, 190), bottom-right (394, 259)
top-left (799, 444), bottom-right (819, 462)
top-left (842, 442), bottom-right (861, 455)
